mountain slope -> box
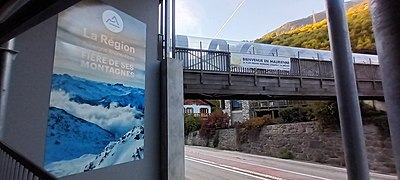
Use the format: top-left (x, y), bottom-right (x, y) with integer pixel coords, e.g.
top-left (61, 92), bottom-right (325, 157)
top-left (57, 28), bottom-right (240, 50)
top-left (45, 74), bottom-right (145, 177)
top-left (45, 107), bottom-right (117, 165)
top-left (51, 74), bottom-right (144, 111)
top-left (84, 126), bottom-right (144, 171)
top-left (45, 125), bottom-right (144, 178)
top-left (270, 11), bottom-right (325, 36)
top-left (266, 0), bottom-right (364, 35)
top-left (49, 74), bottom-right (144, 137)
top-left (255, 1), bottom-right (375, 54)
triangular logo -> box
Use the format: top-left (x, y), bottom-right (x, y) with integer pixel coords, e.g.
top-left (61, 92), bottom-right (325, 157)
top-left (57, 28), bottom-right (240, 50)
top-left (106, 16), bottom-right (120, 28)
top-left (102, 10), bottom-right (124, 33)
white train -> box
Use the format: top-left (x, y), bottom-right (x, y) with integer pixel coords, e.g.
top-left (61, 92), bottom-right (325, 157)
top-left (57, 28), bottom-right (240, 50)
top-left (175, 35), bottom-right (379, 65)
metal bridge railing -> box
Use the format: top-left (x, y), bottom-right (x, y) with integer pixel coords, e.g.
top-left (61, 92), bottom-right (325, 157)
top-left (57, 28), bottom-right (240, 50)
top-left (176, 47), bottom-right (230, 72)
top-left (250, 100), bottom-right (315, 110)
top-left (0, 141), bottom-right (56, 180)
top-left (176, 47), bottom-right (381, 81)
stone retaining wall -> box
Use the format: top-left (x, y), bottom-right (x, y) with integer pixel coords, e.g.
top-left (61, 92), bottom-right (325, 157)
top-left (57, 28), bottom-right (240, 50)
top-left (186, 122), bottom-right (395, 174)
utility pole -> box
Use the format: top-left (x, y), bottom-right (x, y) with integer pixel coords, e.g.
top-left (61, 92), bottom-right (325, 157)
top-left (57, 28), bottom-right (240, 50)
top-left (370, 0), bottom-right (400, 178)
top-left (325, 0), bottom-right (370, 179)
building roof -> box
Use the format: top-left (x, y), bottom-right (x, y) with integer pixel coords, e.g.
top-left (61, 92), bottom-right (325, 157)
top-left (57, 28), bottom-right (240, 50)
top-left (184, 99), bottom-right (215, 106)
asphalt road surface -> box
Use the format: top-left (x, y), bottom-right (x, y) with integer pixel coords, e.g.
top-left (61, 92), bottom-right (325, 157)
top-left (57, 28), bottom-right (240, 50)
top-left (185, 146), bottom-right (397, 180)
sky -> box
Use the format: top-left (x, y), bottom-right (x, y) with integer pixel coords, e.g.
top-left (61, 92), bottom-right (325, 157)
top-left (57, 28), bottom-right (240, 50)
top-left (176, 0), bottom-right (327, 41)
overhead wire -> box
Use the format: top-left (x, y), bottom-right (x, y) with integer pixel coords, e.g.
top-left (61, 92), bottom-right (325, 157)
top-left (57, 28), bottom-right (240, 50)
top-left (214, 0), bottom-right (247, 38)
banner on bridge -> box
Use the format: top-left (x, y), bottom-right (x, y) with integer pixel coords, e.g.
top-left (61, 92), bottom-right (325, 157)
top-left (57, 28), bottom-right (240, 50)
top-left (231, 53), bottom-right (291, 71)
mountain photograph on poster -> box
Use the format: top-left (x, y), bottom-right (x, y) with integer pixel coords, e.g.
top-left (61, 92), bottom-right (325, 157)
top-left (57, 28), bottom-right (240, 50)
top-left (44, 74), bottom-right (144, 177)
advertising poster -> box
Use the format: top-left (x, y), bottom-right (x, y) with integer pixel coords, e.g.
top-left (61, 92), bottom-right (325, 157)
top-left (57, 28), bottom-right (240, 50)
top-left (231, 53), bottom-right (291, 71)
top-left (44, 0), bottom-right (146, 177)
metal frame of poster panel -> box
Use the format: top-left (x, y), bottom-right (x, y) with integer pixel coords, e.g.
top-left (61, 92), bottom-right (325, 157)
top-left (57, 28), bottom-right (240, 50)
top-left (43, 0), bottom-right (146, 177)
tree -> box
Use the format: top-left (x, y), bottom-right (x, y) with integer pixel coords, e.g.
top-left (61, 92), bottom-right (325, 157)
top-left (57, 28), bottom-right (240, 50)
top-left (199, 109), bottom-right (229, 139)
top-left (184, 114), bottom-right (201, 136)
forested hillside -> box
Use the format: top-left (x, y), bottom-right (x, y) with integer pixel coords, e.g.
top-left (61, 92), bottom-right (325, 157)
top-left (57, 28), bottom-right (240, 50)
top-left (255, 2), bottom-right (375, 54)
top-left (268, 0), bottom-right (362, 35)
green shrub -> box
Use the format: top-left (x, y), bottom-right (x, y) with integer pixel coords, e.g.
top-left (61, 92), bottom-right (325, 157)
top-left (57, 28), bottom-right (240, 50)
top-left (313, 101), bottom-right (390, 136)
top-left (312, 101), bottom-right (340, 129)
top-left (209, 100), bottom-right (221, 112)
top-left (279, 106), bottom-right (314, 123)
top-left (239, 115), bottom-right (274, 129)
top-left (367, 115), bottom-right (390, 136)
top-left (184, 114), bottom-right (201, 136)
top-left (236, 115), bottom-right (275, 143)
top-left (360, 102), bottom-right (386, 117)
top-left (360, 102), bottom-right (389, 136)
top-left (277, 151), bottom-right (294, 159)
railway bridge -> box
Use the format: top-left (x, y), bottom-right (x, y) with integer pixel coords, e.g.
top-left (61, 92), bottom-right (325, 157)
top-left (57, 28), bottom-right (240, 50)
top-left (177, 47), bottom-right (383, 100)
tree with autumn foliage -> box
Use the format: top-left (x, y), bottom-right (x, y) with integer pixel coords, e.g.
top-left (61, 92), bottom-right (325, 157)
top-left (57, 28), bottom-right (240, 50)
top-left (199, 109), bottom-right (229, 139)
top-left (255, 2), bottom-right (375, 54)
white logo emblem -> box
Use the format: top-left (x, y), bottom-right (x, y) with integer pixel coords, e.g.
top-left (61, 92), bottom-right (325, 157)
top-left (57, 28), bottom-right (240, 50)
top-left (102, 10), bottom-right (124, 33)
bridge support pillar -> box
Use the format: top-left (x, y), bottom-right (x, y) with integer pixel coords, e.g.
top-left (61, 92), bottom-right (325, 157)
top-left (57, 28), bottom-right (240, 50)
top-left (370, 0), bottom-right (400, 178)
top-left (161, 58), bottom-right (185, 180)
top-left (325, 1), bottom-right (370, 179)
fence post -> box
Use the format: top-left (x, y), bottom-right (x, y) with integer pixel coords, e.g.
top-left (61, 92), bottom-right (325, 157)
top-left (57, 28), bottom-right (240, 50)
top-left (297, 52), bottom-right (303, 88)
top-left (254, 68), bottom-right (257, 86)
top-left (200, 42), bottom-right (203, 84)
top-left (227, 45), bottom-right (232, 85)
top-left (228, 52), bottom-right (232, 86)
top-left (277, 70), bottom-right (281, 87)
top-left (317, 54), bottom-right (323, 88)
top-left (369, 58), bottom-right (375, 89)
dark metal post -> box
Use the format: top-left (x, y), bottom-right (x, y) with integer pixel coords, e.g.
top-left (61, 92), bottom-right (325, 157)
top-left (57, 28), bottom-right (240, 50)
top-left (158, 1), bottom-right (165, 61)
top-left (325, 1), bottom-right (370, 179)
top-left (0, 39), bottom-right (17, 140)
top-left (227, 45), bottom-right (232, 85)
top-left (370, 0), bottom-right (400, 177)
top-left (298, 52), bottom-right (303, 87)
top-left (164, 0), bottom-right (170, 60)
top-left (318, 59), bottom-right (323, 87)
top-left (200, 42), bottom-right (203, 84)
top-left (159, 1), bottom-right (164, 35)
top-left (297, 51), bottom-right (301, 75)
top-left (171, 0), bottom-right (176, 58)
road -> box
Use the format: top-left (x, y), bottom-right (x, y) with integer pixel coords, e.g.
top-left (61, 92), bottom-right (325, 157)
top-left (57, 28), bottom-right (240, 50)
top-left (185, 146), bottom-right (397, 180)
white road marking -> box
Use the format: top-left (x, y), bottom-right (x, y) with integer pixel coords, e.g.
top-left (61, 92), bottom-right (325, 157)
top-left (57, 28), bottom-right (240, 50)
top-left (186, 153), bottom-right (332, 180)
top-left (186, 156), bottom-right (281, 180)
top-left (224, 150), bottom-right (397, 179)
top-left (189, 147), bottom-right (397, 180)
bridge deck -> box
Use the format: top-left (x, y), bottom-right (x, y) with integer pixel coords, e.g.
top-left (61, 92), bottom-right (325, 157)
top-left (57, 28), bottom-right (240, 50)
top-left (177, 48), bottom-right (383, 100)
